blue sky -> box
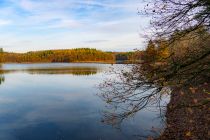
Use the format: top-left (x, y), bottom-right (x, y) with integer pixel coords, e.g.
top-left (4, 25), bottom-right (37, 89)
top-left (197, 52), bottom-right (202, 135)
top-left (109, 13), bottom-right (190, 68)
top-left (0, 0), bottom-right (149, 52)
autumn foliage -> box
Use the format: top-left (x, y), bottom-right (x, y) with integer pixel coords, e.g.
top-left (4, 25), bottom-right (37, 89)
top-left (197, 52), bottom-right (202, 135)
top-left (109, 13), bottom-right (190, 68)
top-left (1, 48), bottom-right (115, 63)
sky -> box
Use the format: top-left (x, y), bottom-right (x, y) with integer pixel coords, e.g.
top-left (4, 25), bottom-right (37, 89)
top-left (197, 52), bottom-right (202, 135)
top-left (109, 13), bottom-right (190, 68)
top-left (0, 0), bottom-right (149, 52)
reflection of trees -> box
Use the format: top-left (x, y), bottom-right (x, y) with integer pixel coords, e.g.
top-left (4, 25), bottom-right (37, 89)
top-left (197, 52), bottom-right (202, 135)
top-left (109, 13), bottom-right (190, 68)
top-left (0, 64), bottom-right (5, 85)
top-left (0, 67), bottom-right (101, 76)
top-left (99, 65), bottom-right (170, 126)
top-left (0, 75), bottom-right (5, 85)
top-left (99, 62), bottom-right (209, 139)
top-left (26, 68), bottom-right (99, 76)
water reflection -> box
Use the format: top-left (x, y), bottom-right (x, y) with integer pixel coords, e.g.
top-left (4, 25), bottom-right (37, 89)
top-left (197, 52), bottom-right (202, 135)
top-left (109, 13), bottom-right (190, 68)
top-left (98, 65), bottom-right (170, 139)
top-left (0, 64), bottom-right (5, 85)
top-left (1, 68), bottom-right (98, 76)
top-left (0, 63), bottom-right (103, 76)
top-left (99, 64), bottom-right (209, 139)
top-left (0, 63), bottom-right (165, 140)
top-left (0, 75), bottom-right (4, 85)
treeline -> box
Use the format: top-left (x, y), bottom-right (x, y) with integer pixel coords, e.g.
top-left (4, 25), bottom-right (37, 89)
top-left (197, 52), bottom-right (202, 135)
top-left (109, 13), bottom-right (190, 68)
top-left (142, 28), bottom-right (209, 65)
top-left (114, 51), bottom-right (144, 63)
top-left (142, 39), bottom-right (170, 63)
top-left (141, 27), bottom-right (210, 85)
top-left (0, 48), bottom-right (3, 63)
top-left (0, 48), bottom-right (115, 63)
top-left (0, 48), bottom-right (142, 63)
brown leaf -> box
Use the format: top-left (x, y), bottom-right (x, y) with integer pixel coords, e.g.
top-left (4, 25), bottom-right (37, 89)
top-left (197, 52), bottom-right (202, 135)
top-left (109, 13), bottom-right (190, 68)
top-left (185, 131), bottom-right (191, 137)
top-left (193, 99), bottom-right (198, 104)
top-left (189, 87), bottom-right (196, 93)
top-left (187, 108), bottom-right (193, 114)
top-left (180, 91), bottom-right (184, 95)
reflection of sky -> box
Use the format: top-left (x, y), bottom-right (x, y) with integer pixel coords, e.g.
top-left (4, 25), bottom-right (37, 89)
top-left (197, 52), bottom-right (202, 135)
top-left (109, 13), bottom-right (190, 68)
top-left (0, 64), bottom-right (164, 140)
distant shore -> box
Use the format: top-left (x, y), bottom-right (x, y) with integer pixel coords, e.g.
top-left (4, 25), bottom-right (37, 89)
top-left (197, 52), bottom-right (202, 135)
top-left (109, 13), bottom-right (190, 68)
top-left (0, 48), bottom-right (139, 64)
top-left (0, 61), bottom-right (115, 64)
top-left (0, 60), bottom-right (140, 64)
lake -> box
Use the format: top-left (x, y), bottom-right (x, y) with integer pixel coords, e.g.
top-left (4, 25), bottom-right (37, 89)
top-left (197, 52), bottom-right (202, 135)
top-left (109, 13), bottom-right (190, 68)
top-left (0, 63), bottom-right (166, 140)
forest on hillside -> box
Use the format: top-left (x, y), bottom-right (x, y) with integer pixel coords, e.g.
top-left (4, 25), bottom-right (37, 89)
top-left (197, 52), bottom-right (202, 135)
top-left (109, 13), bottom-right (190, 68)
top-left (0, 48), bottom-right (141, 63)
top-left (0, 48), bottom-right (114, 63)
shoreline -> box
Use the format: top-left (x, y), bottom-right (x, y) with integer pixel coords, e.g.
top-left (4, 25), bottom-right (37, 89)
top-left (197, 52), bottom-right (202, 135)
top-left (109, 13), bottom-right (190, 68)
top-left (157, 83), bottom-right (210, 140)
top-left (0, 61), bottom-right (115, 64)
top-left (0, 61), bottom-right (138, 64)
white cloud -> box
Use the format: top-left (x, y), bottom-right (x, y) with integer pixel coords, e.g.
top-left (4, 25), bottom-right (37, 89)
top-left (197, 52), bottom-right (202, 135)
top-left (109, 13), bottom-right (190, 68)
top-left (19, 0), bottom-right (36, 11)
top-left (0, 19), bottom-right (11, 26)
top-left (48, 19), bottom-right (82, 29)
top-left (0, 0), bottom-right (149, 52)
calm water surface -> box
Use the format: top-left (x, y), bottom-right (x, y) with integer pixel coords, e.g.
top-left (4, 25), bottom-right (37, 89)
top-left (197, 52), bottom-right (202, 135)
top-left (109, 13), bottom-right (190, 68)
top-left (0, 63), bottom-right (165, 140)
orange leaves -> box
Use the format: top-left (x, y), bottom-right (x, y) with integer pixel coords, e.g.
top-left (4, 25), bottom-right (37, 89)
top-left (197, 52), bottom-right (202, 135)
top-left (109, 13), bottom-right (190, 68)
top-left (189, 87), bottom-right (197, 94)
top-left (185, 131), bottom-right (192, 137)
top-left (187, 108), bottom-right (193, 114)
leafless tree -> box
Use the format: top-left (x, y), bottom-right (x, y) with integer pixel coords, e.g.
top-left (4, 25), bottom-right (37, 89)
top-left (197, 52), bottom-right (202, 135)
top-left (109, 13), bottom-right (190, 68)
top-left (98, 0), bottom-right (210, 127)
top-left (142, 0), bottom-right (210, 40)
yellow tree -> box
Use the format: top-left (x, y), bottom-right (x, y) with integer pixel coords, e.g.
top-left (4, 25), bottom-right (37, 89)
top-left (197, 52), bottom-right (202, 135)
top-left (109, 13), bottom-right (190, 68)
top-left (156, 39), bottom-right (170, 61)
top-left (144, 40), bottom-right (157, 63)
top-left (0, 48), bottom-right (3, 63)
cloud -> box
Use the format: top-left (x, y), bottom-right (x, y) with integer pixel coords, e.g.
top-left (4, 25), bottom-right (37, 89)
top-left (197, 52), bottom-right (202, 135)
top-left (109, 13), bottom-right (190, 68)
top-left (0, 0), bottom-right (148, 52)
top-left (0, 19), bottom-right (11, 26)
top-left (75, 0), bottom-right (142, 11)
top-left (47, 19), bottom-right (82, 29)
top-left (83, 40), bottom-right (109, 44)
top-left (19, 0), bottom-right (36, 11)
